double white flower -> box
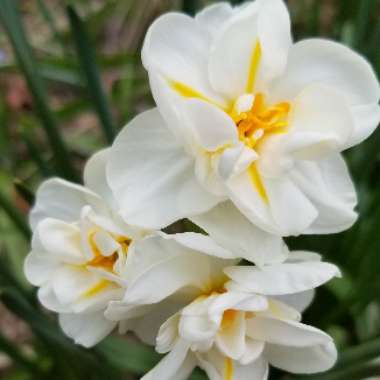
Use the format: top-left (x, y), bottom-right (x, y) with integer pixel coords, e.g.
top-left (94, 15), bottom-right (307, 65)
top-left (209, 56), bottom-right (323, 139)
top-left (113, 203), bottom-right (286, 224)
top-left (112, 246), bottom-right (340, 380)
top-left (22, 0), bottom-right (380, 379)
top-left (107, 0), bottom-right (380, 236)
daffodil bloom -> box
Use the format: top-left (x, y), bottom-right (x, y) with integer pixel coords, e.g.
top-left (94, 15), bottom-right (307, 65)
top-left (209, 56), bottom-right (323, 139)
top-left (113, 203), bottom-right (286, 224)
top-left (116, 247), bottom-right (340, 380)
top-left (108, 0), bottom-right (380, 236)
top-left (24, 150), bottom-right (153, 347)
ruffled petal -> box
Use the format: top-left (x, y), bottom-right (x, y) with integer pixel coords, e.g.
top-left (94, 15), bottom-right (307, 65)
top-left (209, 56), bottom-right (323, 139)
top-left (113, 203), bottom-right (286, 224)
top-left (59, 312), bottom-right (116, 348)
top-left (291, 154), bottom-right (358, 234)
top-left (225, 261), bottom-right (341, 295)
top-left (247, 317), bottom-right (333, 347)
top-left (191, 201), bottom-right (287, 266)
top-left (30, 178), bottom-right (100, 230)
top-left (209, 0), bottom-right (291, 99)
top-left (107, 109), bottom-right (221, 229)
top-left (265, 341), bottom-right (337, 374)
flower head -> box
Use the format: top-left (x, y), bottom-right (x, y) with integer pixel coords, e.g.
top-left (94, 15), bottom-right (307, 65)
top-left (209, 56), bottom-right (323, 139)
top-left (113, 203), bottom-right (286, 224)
top-left (108, 0), bottom-right (380, 236)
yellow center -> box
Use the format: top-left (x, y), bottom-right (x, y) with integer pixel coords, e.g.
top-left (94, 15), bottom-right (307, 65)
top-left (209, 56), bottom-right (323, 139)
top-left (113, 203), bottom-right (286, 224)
top-left (87, 231), bottom-right (131, 273)
top-left (230, 93), bottom-right (290, 149)
top-left (168, 39), bottom-right (292, 204)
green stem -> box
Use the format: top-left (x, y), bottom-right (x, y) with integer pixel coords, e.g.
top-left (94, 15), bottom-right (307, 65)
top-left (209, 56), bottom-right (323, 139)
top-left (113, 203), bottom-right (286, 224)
top-left (0, 0), bottom-right (78, 181)
top-left (67, 5), bottom-right (117, 144)
top-left (0, 333), bottom-right (42, 375)
top-left (294, 362), bottom-right (380, 380)
top-left (0, 188), bottom-right (30, 240)
top-left (336, 337), bottom-right (380, 369)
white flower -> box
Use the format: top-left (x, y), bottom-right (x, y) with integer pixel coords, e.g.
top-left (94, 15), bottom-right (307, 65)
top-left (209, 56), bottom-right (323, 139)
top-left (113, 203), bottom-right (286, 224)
top-left (24, 149), bottom-right (152, 347)
top-left (108, 0), bottom-right (380, 236)
top-left (107, 239), bottom-right (340, 379)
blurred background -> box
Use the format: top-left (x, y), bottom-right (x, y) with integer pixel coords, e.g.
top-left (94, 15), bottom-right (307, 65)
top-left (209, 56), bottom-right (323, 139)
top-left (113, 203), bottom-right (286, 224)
top-left (0, 0), bottom-right (380, 379)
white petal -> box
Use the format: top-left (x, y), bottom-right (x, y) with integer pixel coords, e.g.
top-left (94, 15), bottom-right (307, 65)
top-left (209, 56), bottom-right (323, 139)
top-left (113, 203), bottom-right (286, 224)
top-left (225, 168), bottom-right (318, 236)
top-left (142, 340), bottom-right (193, 380)
top-left (209, 0), bottom-right (291, 99)
top-left (30, 178), bottom-right (100, 230)
top-left (24, 251), bottom-right (58, 286)
top-left (265, 341), bottom-right (337, 374)
top-left (261, 175), bottom-right (318, 236)
top-left (271, 38), bottom-right (380, 105)
top-left (291, 155), bottom-right (358, 234)
top-left (168, 232), bottom-right (236, 260)
top-left (285, 85), bottom-right (354, 159)
top-left (38, 285), bottom-right (67, 313)
top-left (191, 201), bottom-right (287, 266)
top-left (37, 219), bottom-right (85, 264)
top-left (183, 99), bottom-right (237, 151)
top-left (208, 292), bottom-right (268, 317)
top-left (195, 2), bottom-right (234, 41)
top-left (225, 261), bottom-right (341, 295)
top-left (107, 108), bottom-right (221, 229)
top-left (286, 251), bottom-right (322, 263)
top-left (216, 311), bottom-right (246, 360)
top-left (59, 312), bottom-right (116, 348)
top-left (234, 356), bottom-right (269, 380)
top-left (239, 339), bottom-right (265, 365)
top-left (247, 317), bottom-right (332, 347)
top-left (348, 103), bottom-right (380, 148)
top-left (275, 290), bottom-right (315, 313)
top-left (123, 235), bottom-right (224, 305)
top-left (83, 148), bottom-right (115, 207)
top-left (218, 144), bottom-right (258, 181)
top-left (142, 12), bottom-right (223, 104)
top-left (257, 298), bottom-right (301, 321)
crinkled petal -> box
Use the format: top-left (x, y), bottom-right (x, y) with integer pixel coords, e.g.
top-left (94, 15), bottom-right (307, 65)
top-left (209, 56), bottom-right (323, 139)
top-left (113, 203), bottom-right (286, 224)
top-left (225, 261), bottom-right (341, 295)
top-left (209, 0), bottom-right (291, 99)
top-left (59, 312), bottom-right (116, 348)
top-left (107, 109), bottom-right (221, 229)
top-left (265, 341), bottom-right (337, 374)
top-left (195, 2), bottom-right (234, 41)
top-left (83, 148), bottom-right (116, 208)
top-left (142, 340), bottom-right (193, 380)
top-left (37, 219), bottom-right (85, 264)
top-left (191, 201), bottom-right (287, 266)
top-left (247, 317), bottom-right (333, 347)
top-left (142, 12), bottom-right (224, 104)
top-left (284, 85), bottom-right (354, 159)
top-left (271, 38), bottom-right (380, 106)
top-left (24, 250), bottom-right (58, 286)
top-left (291, 154), bottom-right (358, 234)
top-left (30, 178), bottom-right (100, 230)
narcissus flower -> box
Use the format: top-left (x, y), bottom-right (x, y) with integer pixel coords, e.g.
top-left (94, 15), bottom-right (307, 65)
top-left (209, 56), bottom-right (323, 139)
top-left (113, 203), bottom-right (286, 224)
top-left (108, 0), bottom-right (380, 236)
top-left (115, 245), bottom-right (340, 380)
top-left (24, 149), bottom-right (150, 347)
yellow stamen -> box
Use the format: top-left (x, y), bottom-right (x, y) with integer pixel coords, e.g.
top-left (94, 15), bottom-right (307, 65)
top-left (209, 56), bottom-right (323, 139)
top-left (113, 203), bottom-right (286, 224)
top-left (224, 357), bottom-right (234, 380)
top-left (221, 309), bottom-right (238, 330)
top-left (87, 231), bottom-right (131, 272)
top-left (168, 79), bottom-right (230, 112)
top-left (249, 163), bottom-right (269, 204)
top-left (246, 41), bottom-right (262, 93)
top-left (81, 279), bottom-right (110, 299)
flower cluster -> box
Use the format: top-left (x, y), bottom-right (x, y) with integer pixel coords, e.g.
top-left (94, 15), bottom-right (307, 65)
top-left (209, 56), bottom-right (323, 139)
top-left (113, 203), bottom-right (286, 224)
top-left (24, 1), bottom-right (380, 379)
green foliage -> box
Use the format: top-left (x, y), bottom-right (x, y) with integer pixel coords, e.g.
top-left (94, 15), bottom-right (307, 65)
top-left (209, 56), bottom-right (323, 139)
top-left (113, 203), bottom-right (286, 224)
top-left (0, 0), bottom-right (379, 379)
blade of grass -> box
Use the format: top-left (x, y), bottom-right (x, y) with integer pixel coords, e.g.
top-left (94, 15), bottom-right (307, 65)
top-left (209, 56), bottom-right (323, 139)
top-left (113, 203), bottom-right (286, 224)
top-left (36, 0), bottom-right (66, 54)
top-left (0, 332), bottom-right (42, 376)
top-left (66, 5), bottom-right (117, 144)
top-left (13, 179), bottom-right (35, 206)
top-left (0, 188), bottom-right (30, 240)
top-left (21, 127), bottom-right (53, 178)
top-left (0, 0), bottom-right (78, 181)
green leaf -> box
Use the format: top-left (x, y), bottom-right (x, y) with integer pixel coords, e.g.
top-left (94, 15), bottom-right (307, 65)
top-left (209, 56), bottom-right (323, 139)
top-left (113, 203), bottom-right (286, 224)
top-left (0, 0), bottom-right (78, 182)
top-left (67, 5), bottom-right (117, 144)
top-left (0, 188), bottom-right (30, 240)
top-left (97, 336), bottom-right (160, 375)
